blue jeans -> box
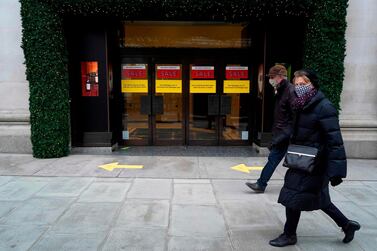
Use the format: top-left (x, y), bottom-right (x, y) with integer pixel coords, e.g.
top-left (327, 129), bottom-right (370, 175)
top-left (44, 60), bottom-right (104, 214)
top-left (257, 145), bottom-right (288, 189)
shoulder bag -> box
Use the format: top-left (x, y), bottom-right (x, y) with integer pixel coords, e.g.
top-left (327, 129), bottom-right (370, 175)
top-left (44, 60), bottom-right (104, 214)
top-left (283, 144), bottom-right (319, 173)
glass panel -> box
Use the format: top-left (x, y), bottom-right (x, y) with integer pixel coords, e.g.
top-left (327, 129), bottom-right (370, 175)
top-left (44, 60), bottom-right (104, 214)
top-left (122, 21), bottom-right (251, 48)
top-left (155, 64), bottom-right (183, 141)
top-left (122, 93), bottom-right (149, 141)
top-left (189, 93), bottom-right (217, 140)
top-left (222, 93), bottom-right (249, 141)
top-left (121, 63), bottom-right (149, 142)
top-left (155, 93), bottom-right (183, 140)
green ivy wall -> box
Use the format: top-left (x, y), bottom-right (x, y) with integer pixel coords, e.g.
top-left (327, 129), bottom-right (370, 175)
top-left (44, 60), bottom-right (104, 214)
top-left (20, 0), bottom-right (348, 158)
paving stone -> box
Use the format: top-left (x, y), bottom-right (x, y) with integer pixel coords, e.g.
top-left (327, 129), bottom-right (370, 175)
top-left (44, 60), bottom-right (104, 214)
top-left (173, 183), bottom-right (216, 205)
top-left (362, 181), bottom-right (377, 192)
top-left (127, 178), bottom-right (172, 199)
top-left (170, 205), bottom-right (227, 238)
top-left (0, 154), bottom-right (55, 176)
top-left (78, 182), bottom-right (130, 202)
top-left (33, 155), bottom-right (96, 177)
top-left (0, 197), bottom-right (74, 225)
top-left (0, 180), bottom-right (47, 201)
top-left (297, 236), bottom-right (363, 250)
top-left (0, 201), bottom-right (20, 218)
top-left (102, 228), bottom-right (166, 251)
top-left (334, 201), bottom-right (377, 231)
top-left (114, 200), bottom-right (169, 228)
top-left (230, 227), bottom-right (301, 251)
top-left (335, 183), bottom-right (377, 206)
top-left (0, 225), bottom-right (47, 251)
top-left (221, 199), bottom-right (281, 229)
top-left (352, 233), bottom-right (377, 251)
top-left (93, 177), bottom-right (133, 183)
top-left (30, 232), bottom-right (107, 251)
top-left (51, 203), bottom-right (119, 234)
top-left (119, 156), bottom-right (201, 179)
top-left (212, 179), bottom-right (261, 201)
top-left (0, 176), bottom-right (13, 186)
top-left (174, 178), bottom-right (210, 184)
top-left (36, 177), bottom-right (93, 197)
top-left (168, 236), bottom-right (232, 251)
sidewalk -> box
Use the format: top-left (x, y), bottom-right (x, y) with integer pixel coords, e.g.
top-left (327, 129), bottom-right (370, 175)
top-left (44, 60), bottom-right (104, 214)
top-left (0, 149), bottom-right (376, 250)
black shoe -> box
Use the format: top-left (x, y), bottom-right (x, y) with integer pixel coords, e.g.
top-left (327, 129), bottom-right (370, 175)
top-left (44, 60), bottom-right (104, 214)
top-left (269, 233), bottom-right (297, 247)
top-left (342, 220), bottom-right (361, 243)
top-left (245, 182), bottom-right (265, 193)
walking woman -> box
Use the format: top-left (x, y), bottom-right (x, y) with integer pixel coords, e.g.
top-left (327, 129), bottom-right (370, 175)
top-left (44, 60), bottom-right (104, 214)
top-left (269, 69), bottom-right (361, 247)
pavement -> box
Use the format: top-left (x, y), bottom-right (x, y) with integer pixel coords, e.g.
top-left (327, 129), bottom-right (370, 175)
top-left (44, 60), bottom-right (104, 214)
top-left (0, 146), bottom-right (376, 251)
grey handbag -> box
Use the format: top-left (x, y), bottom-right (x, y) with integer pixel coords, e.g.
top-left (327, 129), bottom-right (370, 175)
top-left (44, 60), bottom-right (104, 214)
top-left (283, 144), bottom-right (319, 173)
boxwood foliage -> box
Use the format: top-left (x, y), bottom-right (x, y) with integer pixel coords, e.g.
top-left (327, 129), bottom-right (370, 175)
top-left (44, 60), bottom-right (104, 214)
top-left (20, 0), bottom-right (348, 158)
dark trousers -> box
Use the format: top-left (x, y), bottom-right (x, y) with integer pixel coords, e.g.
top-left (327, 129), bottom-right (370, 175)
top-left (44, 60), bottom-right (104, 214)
top-left (284, 202), bottom-right (349, 236)
top-left (257, 145), bottom-right (288, 188)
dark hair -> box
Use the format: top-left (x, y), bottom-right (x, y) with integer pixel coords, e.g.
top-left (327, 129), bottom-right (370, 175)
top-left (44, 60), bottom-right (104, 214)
top-left (293, 69), bottom-right (320, 89)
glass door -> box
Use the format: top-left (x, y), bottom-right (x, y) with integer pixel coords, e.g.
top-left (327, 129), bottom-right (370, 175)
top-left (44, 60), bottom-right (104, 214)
top-left (188, 63), bottom-right (219, 145)
top-left (121, 60), bottom-right (151, 145)
top-left (219, 64), bottom-right (251, 145)
top-left (153, 63), bottom-right (184, 145)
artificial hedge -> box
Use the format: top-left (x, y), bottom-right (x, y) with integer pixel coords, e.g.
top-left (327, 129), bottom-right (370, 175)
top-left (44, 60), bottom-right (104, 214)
top-left (20, 0), bottom-right (348, 158)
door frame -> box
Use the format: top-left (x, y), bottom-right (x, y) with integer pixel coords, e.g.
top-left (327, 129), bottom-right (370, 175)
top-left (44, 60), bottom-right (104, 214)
top-left (118, 48), bottom-right (254, 146)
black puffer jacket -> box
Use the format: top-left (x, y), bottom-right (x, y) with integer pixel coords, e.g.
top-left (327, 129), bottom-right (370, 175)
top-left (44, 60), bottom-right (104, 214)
top-left (271, 79), bottom-right (295, 147)
top-left (278, 91), bottom-right (347, 211)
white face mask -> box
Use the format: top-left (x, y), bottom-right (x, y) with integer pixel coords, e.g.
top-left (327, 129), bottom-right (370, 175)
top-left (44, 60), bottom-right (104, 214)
top-left (269, 79), bottom-right (278, 88)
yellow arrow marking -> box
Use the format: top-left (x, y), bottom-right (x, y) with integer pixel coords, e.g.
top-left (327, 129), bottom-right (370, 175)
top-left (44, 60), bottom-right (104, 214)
top-left (98, 162), bottom-right (144, 171)
top-left (231, 164), bottom-right (263, 173)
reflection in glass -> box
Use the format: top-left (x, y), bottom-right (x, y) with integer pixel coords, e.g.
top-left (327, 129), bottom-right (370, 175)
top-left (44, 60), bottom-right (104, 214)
top-left (155, 93), bottom-right (183, 140)
top-left (122, 93), bottom-right (149, 141)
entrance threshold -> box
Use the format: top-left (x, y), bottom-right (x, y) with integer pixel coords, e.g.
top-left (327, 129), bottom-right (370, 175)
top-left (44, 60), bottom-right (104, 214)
top-left (72, 145), bottom-right (263, 157)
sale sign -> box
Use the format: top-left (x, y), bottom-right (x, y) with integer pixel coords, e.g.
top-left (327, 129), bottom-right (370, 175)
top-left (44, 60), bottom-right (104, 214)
top-left (122, 65), bottom-right (147, 79)
top-left (156, 65), bottom-right (181, 79)
top-left (122, 64), bottom-right (148, 93)
top-left (191, 66), bottom-right (215, 79)
top-left (226, 66), bottom-right (248, 80)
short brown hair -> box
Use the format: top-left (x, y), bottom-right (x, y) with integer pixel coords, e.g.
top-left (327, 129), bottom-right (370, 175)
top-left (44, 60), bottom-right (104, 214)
top-left (268, 65), bottom-right (287, 77)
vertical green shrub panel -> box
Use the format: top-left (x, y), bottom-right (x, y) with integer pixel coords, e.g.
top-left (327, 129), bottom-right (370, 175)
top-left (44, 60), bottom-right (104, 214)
top-left (304, 0), bottom-right (348, 110)
top-left (21, 0), bottom-right (70, 158)
top-left (19, 0), bottom-right (347, 158)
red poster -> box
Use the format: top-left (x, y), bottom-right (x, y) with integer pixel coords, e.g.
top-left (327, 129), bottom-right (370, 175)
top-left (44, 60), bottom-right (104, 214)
top-left (122, 65), bottom-right (147, 79)
top-left (226, 66), bottom-right (249, 80)
top-left (191, 66), bottom-right (214, 79)
top-left (81, 61), bottom-right (99, 97)
top-left (156, 65), bottom-right (181, 79)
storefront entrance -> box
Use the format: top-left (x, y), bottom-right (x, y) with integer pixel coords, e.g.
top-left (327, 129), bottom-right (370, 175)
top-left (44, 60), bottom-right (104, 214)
top-left (120, 50), bottom-right (253, 146)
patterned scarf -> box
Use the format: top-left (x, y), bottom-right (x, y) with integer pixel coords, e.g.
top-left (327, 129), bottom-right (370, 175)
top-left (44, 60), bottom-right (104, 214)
top-left (292, 88), bottom-right (318, 111)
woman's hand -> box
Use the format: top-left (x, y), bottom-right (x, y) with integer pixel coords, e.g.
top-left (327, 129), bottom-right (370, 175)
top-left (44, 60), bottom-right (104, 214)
top-left (330, 177), bottom-right (343, 187)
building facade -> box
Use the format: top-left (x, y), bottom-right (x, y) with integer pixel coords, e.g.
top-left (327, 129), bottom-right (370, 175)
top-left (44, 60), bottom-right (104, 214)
top-left (0, 0), bottom-right (376, 158)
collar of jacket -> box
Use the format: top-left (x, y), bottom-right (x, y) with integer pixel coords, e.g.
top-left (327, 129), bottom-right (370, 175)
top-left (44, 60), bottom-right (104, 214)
top-left (303, 90), bottom-right (325, 110)
top-left (275, 79), bottom-right (288, 96)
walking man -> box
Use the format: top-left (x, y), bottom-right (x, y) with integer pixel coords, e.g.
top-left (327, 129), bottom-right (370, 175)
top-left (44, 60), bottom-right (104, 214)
top-left (246, 64), bottom-right (295, 193)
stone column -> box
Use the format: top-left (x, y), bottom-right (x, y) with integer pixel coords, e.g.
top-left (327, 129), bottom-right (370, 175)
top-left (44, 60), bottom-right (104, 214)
top-left (0, 0), bottom-right (32, 153)
top-left (340, 0), bottom-right (377, 158)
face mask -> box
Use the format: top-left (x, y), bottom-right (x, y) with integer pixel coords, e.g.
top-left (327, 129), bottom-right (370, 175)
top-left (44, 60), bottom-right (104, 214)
top-left (295, 84), bottom-right (312, 97)
top-left (269, 79), bottom-right (278, 88)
